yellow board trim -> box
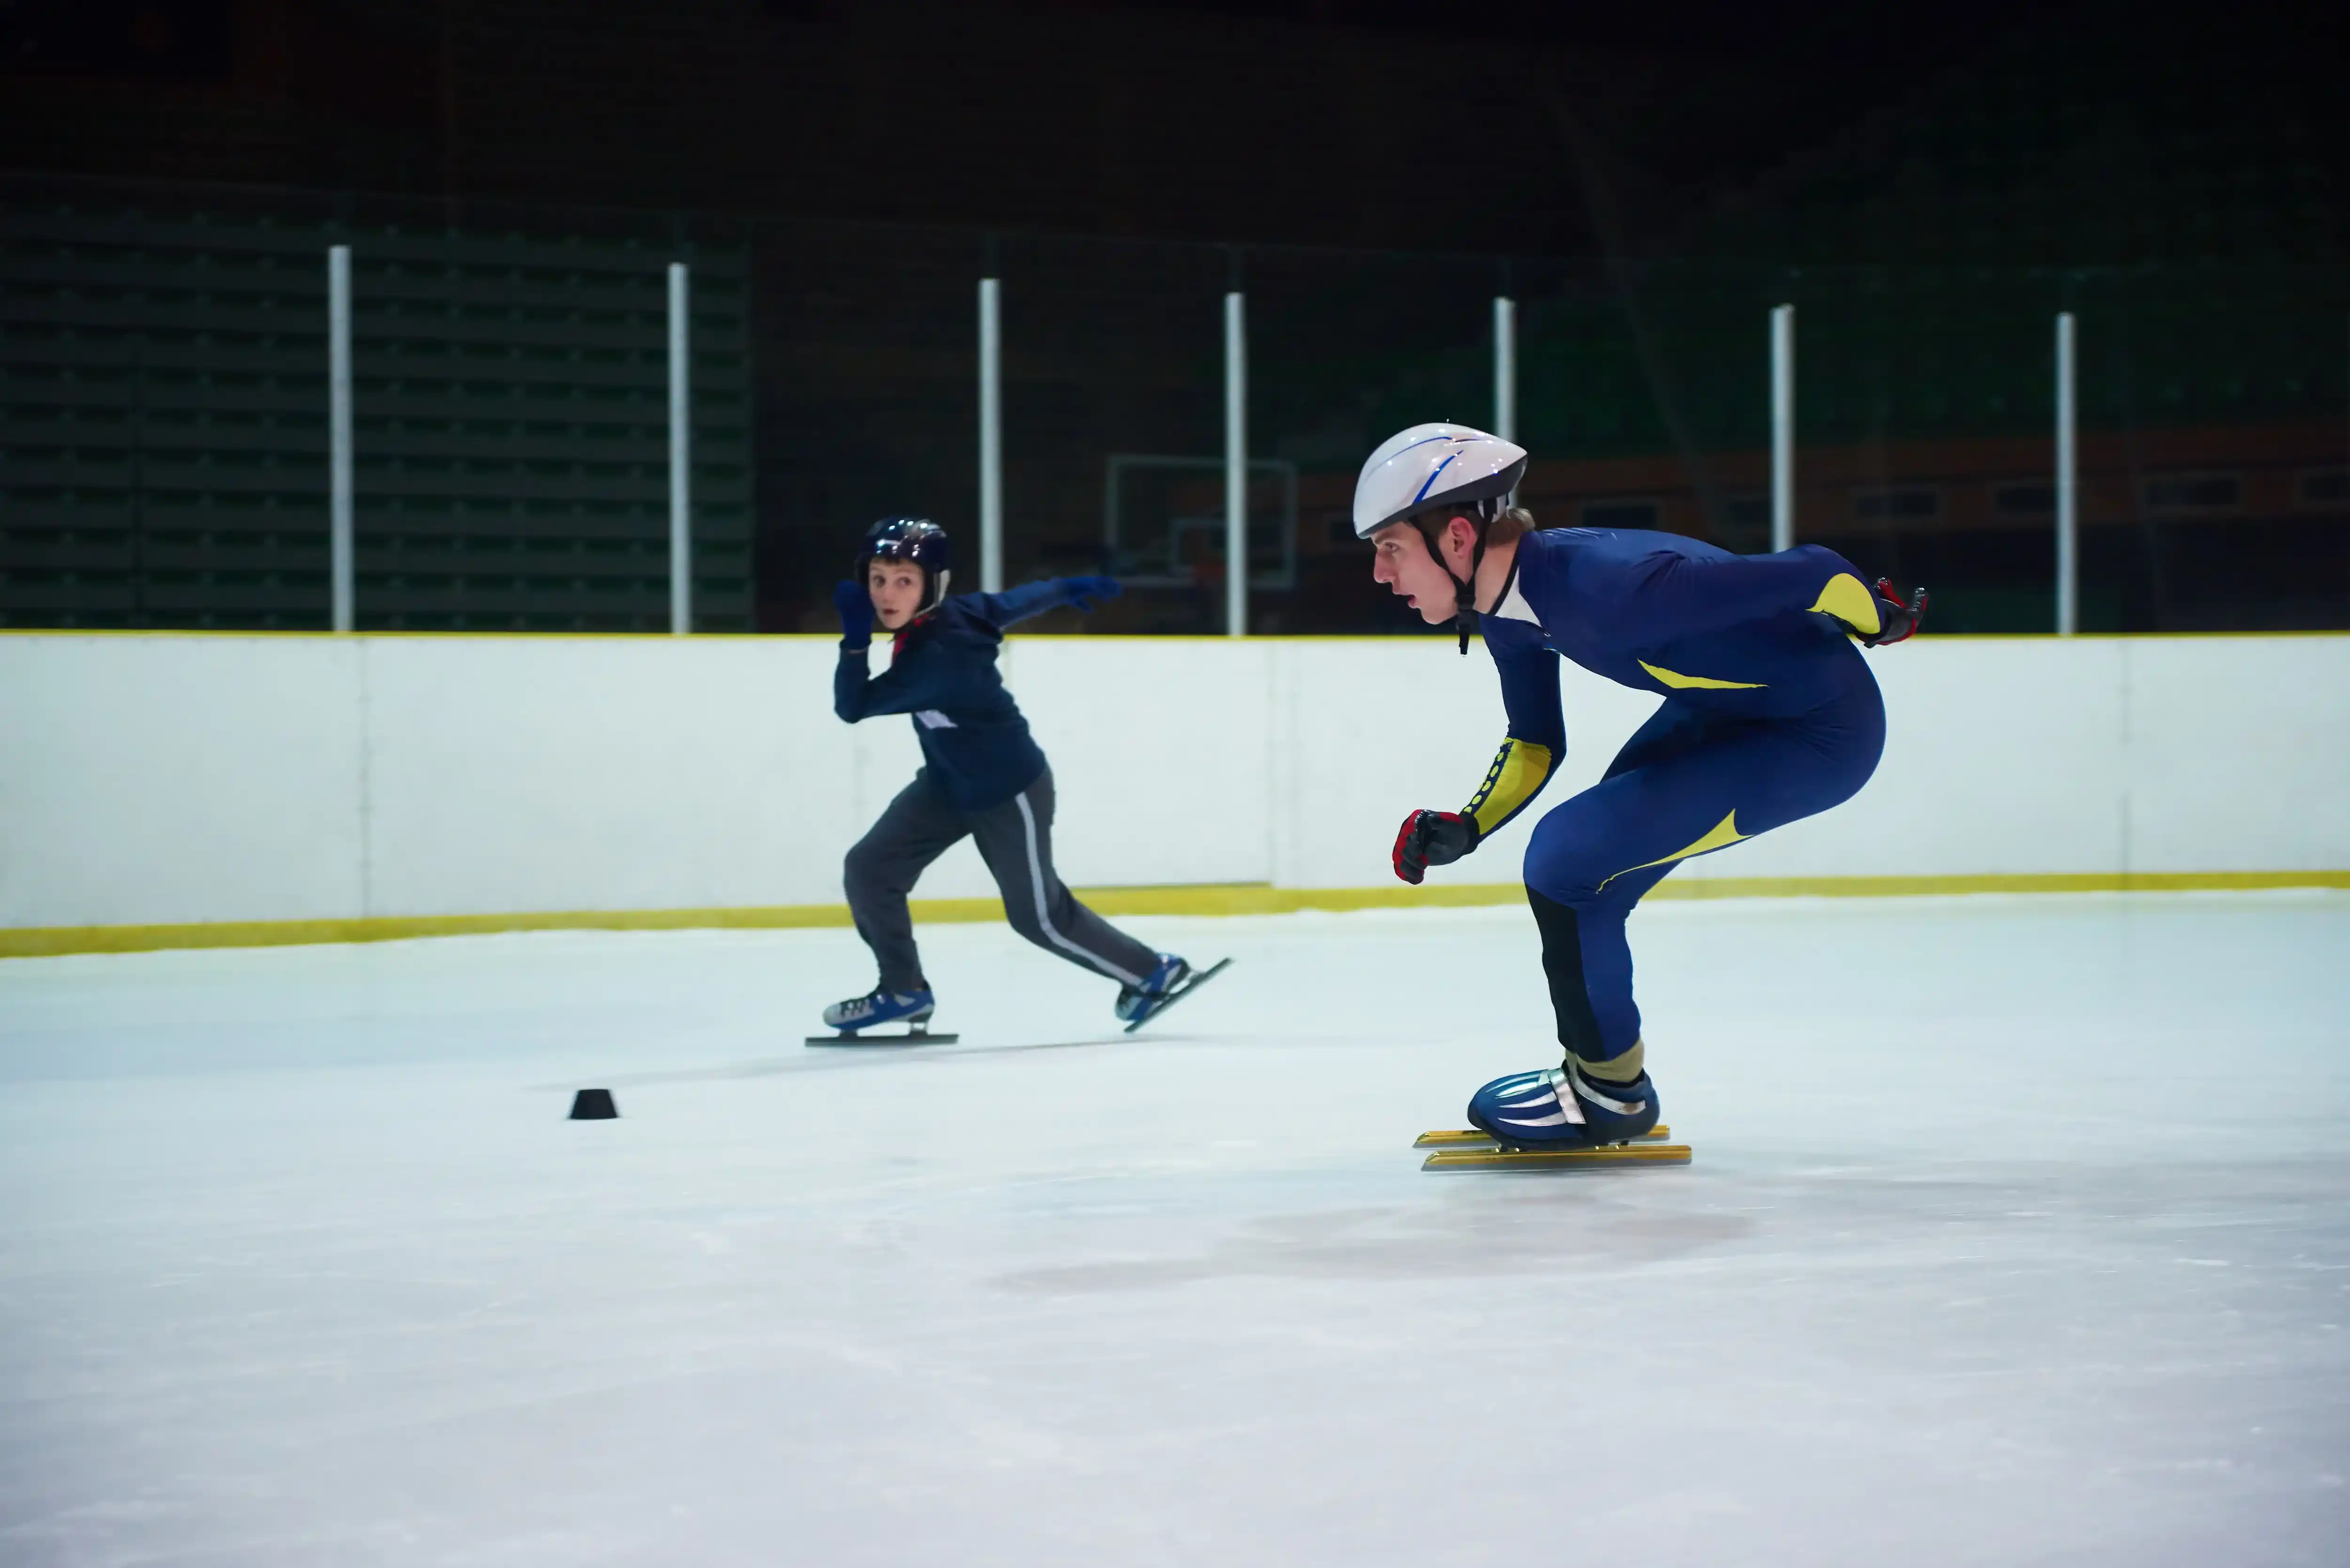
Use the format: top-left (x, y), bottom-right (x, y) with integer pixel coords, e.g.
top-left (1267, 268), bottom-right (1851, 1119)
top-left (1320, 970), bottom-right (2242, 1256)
top-left (4, 872), bottom-right (2346, 959)
top-left (1637, 660), bottom-right (1766, 691)
top-left (1810, 572), bottom-right (1882, 637)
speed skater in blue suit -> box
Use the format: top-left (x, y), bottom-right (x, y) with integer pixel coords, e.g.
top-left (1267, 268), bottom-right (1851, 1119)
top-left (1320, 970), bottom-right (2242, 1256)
top-left (1352, 424), bottom-right (1927, 1148)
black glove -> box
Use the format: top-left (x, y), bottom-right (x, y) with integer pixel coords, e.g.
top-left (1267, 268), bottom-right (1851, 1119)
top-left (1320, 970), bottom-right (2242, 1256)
top-left (1859, 577), bottom-right (1926, 646)
top-left (833, 579), bottom-right (875, 649)
top-left (1061, 575), bottom-right (1122, 613)
top-left (1392, 809), bottom-right (1479, 885)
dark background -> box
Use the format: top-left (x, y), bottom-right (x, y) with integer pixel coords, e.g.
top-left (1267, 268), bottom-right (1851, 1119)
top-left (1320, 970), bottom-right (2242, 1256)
top-left (3, 0), bottom-right (2345, 632)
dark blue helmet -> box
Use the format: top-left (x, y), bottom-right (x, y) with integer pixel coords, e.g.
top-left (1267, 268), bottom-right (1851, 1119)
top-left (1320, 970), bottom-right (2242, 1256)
top-left (858, 516), bottom-right (951, 615)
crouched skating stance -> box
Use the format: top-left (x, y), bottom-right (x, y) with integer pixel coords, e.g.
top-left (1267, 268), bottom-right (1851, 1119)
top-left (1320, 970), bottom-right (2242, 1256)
top-left (825, 517), bottom-right (1197, 1035)
top-left (1356, 425), bottom-right (1925, 1147)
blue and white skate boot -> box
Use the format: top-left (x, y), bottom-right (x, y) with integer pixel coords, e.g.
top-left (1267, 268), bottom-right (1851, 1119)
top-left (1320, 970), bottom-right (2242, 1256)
top-left (1466, 1060), bottom-right (1661, 1150)
top-left (821, 987), bottom-right (935, 1035)
top-left (1114, 954), bottom-right (1191, 1025)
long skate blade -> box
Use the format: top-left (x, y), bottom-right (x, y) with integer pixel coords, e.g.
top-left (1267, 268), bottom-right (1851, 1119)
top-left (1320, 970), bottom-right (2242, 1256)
top-left (1415, 1123), bottom-right (1671, 1149)
top-left (803, 1030), bottom-right (959, 1048)
top-left (1122, 958), bottom-right (1233, 1034)
top-left (1422, 1142), bottom-right (1693, 1172)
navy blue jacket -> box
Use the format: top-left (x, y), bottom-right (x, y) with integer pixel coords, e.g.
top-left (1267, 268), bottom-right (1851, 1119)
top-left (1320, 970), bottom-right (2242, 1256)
top-left (833, 582), bottom-right (1073, 811)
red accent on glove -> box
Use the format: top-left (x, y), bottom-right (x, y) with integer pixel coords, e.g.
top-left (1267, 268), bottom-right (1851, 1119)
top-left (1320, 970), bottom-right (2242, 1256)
top-left (1393, 811), bottom-right (1427, 885)
top-left (1394, 809), bottom-right (1476, 884)
top-left (1872, 577), bottom-right (1928, 646)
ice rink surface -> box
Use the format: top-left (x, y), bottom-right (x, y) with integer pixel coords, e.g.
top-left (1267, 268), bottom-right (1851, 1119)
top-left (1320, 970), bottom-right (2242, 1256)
top-left (4, 892), bottom-right (2348, 1567)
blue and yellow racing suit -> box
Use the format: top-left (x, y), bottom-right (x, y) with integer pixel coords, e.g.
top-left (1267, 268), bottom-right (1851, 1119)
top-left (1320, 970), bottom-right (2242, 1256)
top-left (1452, 527), bottom-right (1889, 1068)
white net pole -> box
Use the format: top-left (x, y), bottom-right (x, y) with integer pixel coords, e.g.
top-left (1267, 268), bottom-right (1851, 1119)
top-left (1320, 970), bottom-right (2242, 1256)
top-left (1492, 296), bottom-right (1516, 444)
top-left (1770, 303), bottom-right (1795, 554)
top-left (1225, 290), bottom-right (1247, 639)
top-left (328, 245), bottom-right (354, 632)
top-left (668, 263), bottom-right (693, 635)
top-left (979, 278), bottom-right (1003, 593)
top-left (2056, 311), bottom-right (2077, 637)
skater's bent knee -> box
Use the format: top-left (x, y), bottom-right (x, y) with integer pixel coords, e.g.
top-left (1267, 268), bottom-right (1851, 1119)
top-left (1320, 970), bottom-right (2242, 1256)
top-left (843, 843), bottom-right (898, 896)
top-left (1522, 856), bottom-right (1609, 906)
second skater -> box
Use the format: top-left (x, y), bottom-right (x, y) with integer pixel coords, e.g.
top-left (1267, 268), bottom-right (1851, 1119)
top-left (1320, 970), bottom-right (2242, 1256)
top-left (823, 516), bottom-right (1206, 1038)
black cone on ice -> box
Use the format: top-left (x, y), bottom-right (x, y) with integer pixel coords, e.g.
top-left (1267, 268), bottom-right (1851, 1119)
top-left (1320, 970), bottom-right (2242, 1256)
top-left (569, 1088), bottom-right (618, 1120)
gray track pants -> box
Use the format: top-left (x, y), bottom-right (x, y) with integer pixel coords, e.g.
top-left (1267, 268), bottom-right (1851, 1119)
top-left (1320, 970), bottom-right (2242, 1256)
top-left (844, 767), bottom-right (1161, 995)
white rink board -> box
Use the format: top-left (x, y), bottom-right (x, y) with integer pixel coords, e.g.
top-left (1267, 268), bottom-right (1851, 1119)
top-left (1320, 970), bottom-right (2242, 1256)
top-left (363, 637), bottom-right (830, 917)
top-left (1006, 638), bottom-right (1277, 890)
top-left (2120, 637), bottom-right (2350, 873)
top-left (0, 636), bottom-right (368, 928)
top-left (1, 631), bottom-right (2345, 928)
top-left (1687, 636), bottom-right (2136, 881)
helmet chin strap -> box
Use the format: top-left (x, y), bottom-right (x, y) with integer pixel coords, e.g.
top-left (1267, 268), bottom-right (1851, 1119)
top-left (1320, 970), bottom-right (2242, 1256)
top-left (1447, 512), bottom-right (1492, 655)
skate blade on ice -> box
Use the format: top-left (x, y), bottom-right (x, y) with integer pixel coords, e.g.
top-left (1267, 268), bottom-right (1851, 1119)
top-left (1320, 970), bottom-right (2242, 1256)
top-left (1123, 957), bottom-right (1233, 1034)
top-left (1422, 1141), bottom-right (1693, 1171)
top-left (1415, 1123), bottom-right (1672, 1149)
top-left (804, 1024), bottom-right (960, 1048)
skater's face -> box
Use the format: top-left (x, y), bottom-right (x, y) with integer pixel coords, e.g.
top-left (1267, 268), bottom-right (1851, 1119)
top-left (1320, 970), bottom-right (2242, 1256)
top-left (867, 560), bottom-right (926, 629)
top-left (1370, 516), bottom-right (1474, 624)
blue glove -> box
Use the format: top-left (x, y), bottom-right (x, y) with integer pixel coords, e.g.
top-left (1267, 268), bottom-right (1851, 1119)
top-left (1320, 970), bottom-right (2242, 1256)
top-left (1061, 576), bottom-right (1122, 614)
top-left (833, 579), bottom-right (874, 649)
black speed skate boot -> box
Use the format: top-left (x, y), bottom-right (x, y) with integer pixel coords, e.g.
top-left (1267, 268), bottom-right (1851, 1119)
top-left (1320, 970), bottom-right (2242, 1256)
top-left (1465, 1056), bottom-right (1661, 1150)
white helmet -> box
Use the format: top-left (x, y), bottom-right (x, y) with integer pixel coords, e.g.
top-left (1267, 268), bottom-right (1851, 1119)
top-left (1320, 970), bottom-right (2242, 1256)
top-left (1351, 422), bottom-right (1528, 540)
top-left (1353, 422), bottom-right (1530, 652)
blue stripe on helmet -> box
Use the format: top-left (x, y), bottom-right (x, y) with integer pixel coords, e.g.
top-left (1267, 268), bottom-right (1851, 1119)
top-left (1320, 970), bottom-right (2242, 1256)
top-left (1411, 452), bottom-right (1459, 505)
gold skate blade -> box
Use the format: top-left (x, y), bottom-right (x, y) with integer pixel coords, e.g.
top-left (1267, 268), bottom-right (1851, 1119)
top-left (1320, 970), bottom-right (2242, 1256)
top-left (1422, 1142), bottom-right (1693, 1172)
top-left (1414, 1123), bottom-right (1670, 1149)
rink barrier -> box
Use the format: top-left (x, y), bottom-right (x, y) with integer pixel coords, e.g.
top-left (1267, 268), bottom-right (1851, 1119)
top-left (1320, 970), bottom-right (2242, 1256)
top-left (10, 631), bottom-right (2350, 934)
top-left (5, 869), bottom-right (2345, 959)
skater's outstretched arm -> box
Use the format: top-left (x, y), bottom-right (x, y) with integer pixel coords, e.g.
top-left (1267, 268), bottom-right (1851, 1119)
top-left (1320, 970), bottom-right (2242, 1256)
top-left (833, 637), bottom-right (987, 723)
top-left (967, 577), bottom-right (1122, 631)
top-left (1579, 540), bottom-right (1895, 644)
